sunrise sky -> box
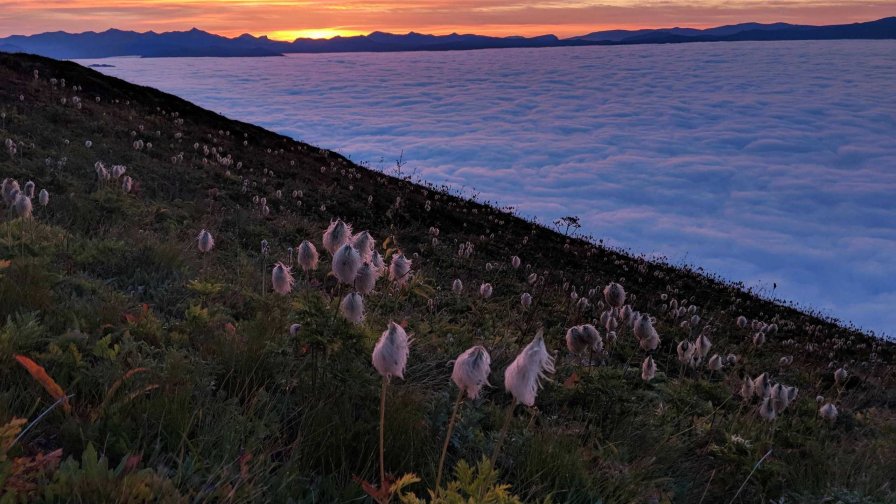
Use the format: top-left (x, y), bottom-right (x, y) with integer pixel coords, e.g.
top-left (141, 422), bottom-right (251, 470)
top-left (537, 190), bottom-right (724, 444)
top-left (1, 0), bottom-right (893, 40)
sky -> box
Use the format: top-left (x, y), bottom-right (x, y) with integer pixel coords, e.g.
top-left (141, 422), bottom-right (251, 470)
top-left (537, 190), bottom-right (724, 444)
top-left (1, 0), bottom-right (894, 39)
top-left (76, 40), bottom-right (896, 336)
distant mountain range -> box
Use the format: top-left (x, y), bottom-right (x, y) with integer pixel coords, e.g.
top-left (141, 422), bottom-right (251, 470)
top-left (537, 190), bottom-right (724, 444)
top-left (0, 17), bottom-right (893, 58)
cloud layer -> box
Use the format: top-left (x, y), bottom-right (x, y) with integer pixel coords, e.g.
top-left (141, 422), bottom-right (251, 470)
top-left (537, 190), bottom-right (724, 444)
top-left (78, 40), bottom-right (896, 335)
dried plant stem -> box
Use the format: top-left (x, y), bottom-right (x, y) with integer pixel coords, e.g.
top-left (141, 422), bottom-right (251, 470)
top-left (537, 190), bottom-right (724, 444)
top-left (435, 389), bottom-right (465, 490)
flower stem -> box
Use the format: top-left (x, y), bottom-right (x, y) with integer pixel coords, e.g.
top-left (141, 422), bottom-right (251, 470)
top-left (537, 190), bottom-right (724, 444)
top-left (379, 376), bottom-right (390, 487)
top-left (490, 400), bottom-right (516, 465)
top-left (436, 388), bottom-right (465, 490)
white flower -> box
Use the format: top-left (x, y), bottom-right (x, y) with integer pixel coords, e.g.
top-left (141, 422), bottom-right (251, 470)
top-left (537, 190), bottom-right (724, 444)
top-left (197, 229), bottom-right (215, 252)
top-left (603, 282), bottom-right (625, 308)
top-left (332, 244), bottom-right (361, 285)
top-left (322, 219), bottom-right (352, 255)
top-left (641, 355), bottom-right (656, 381)
top-left (388, 253), bottom-right (412, 286)
top-left (340, 292), bottom-right (365, 324)
top-left (504, 330), bottom-right (555, 407)
top-left (297, 240), bottom-right (319, 272)
top-left (452, 346), bottom-right (491, 399)
top-left (753, 373), bottom-right (771, 398)
top-left (271, 262), bottom-right (295, 295)
top-left (372, 321), bottom-right (410, 379)
top-left (634, 315), bottom-right (660, 351)
top-left (707, 354), bottom-right (723, 371)
top-left (759, 396), bottom-right (777, 421)
top-left (352, 231), bottom-right (375, 262)
top-left (834, 367), bottom-right (848, 385)
top-left (819, 403), bottom-right (838, 421)
top-left (14, 194), bottom-right (32, 219)
top-left (695, 333), bottom-right (712, 359)
top-left (479, 283), bottom-right (493, 299)
top-left (677, 340), bottom-right (696, 366)
top-left (355, 263), bottom-right (379, 294)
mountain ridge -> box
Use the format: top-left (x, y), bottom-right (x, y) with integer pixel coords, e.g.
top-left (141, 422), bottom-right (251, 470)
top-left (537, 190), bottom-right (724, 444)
top-left (0, 17), bottom-right (893, 58)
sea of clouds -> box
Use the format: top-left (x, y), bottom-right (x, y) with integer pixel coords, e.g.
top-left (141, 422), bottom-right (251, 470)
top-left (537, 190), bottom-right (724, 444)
top-left (78, 40), bottom-right (896, 335)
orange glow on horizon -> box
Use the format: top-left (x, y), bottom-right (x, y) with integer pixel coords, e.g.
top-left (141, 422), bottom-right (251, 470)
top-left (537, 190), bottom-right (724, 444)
top-left (1, 1), bottom-right (893, 39)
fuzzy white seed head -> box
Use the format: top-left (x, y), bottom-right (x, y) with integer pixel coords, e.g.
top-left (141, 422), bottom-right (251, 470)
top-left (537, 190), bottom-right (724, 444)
top-left (677, 340), bottom-right (696, 366)
top-left (38, 189), bottom-right (49, 206)
top-left (834, 367), bottom-right (848, 385)
top-left (197, 229), bottom-right (215, 253)
top-left (23, 181), bottom-right (35, 198)
top-left (521, 292), bottom-right (532, 309)
top-left (641, 355), bottom-right (657, 381)
top-left (355, 263), bottom-right (379, 295)
top-left (332, 244), bottom-right (361, 285)
top-left (511, 256), bottom-right (521, 269)
top-left (819, 403), bottom-right (838, 421)
top-left (603, 282), bottom-right (626, 308)
top-left (297, 240), bottom-right (319, 272)
top-left (452, 278), bottom-right (463, 294)
top-left (739, 375), bottom-right (755, 399)
top-left (340, 292), bottom-right (365, 324)
top-left (707, 354), bottom-right (723, 371)
top-left (271, 262), bottom-right (295, 295)
top-left (452, 346), bottom-right (492, 399)
top-left (372, 321), bottom-right (410, 379)
top-left (695, 333), bottom-right (712, 358)
top-left (389, 253), bottom-right (412, 286)
top-left (634, 315), bottom-right (660, 351)
top-left (289, 323), bottom-right (301, 336)
top-left (736, 315), bottom-right (748, 328)
top-left (322, 219), bottom-right (352, 255)
top-left (753, 373), bottom-right (771, 398)
top-left (504, 330), bottom-right (555, 407)
top-left (479, 283), bottom-right (493, 299)
top-left (759, 396), bottom-right (777, 421)
top-left (14, 194), bottom-right (32, 219)
top-left (351, 231), bottom-right (375, 262)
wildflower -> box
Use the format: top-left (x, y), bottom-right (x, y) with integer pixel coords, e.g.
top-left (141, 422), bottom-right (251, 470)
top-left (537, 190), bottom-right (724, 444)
top-left (641, 355), bottom-right (656, 381)
top-left (355, 263), bottom-right (379, 294)
top-left (739, 375), bottom-right (754, 399)
top-left (352, 231), bottom-right (375, 262)
top-left (834, 367), bottom-right (848, 385)
top-left (289, 323), bottom-right (301, 336)
top-left (332, 244), bottom-right (361, 285)
top-left (271, 262), bottom-right (295, 295)
top-left (819, 403), bottom-right (838, 422)
top-left (634, 315), bottom-right (660, 351)
top-left (322, 219), bottom-right (352, 255)
top-left (197, 229), bottom-right (215, 252)
top-left (479, 283), bottom-right (493, 299)
top-left (752, 331), bottom-right (766, 347)
top-left (340, 292), bottom-right (364, 324)
top-left (504, 330), bottom-right (555, 407)
top-left (452, 278), bottom-right (463, 294)
top-left (779, 356), bottom-right (793, 367)
top-left (707, 354), bottom-right (723, 371)
top-left (759, 396), bottom-right (777, 421)
top-left (521, 292), bottom-right (532, 309)
top-left (452, 346), bottom-right (492, 399)
top-left (511, 256), bottom-right (521, 269)
top-left (753, 373), bottom-right (771, 398)
top-left (14, 193), bottom-right (32, 219)
top-left (372, 321), bottom-right (410, 379)
top-left (677, 340), bottom-right (696, 366)
top-left (388, 253), bottom-right (412, 286)
top-left (38, 189), bottom-right (49, 206)
top-left (296, 240), bottom-right (319, 272)
top-left (736, 315), bottom-right (748, 328)
top-left (23, 181), bottom-right (34, 198)
top-left (695, 333), bottom-right (712, 359)
top-left (603, 282), bottom-right (625, 308)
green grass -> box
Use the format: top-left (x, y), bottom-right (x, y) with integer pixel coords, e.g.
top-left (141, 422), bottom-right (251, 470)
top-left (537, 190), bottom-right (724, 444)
top-left (0, 51), bottom-right (894, 503)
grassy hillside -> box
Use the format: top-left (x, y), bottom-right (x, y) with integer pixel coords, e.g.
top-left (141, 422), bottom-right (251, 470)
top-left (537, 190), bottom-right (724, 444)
top-left (0, 51), bottom-right (893, 503)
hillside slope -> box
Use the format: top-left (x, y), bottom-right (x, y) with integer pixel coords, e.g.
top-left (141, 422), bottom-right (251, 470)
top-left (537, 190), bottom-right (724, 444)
top-left (0, 52), bottom-right (894, 503)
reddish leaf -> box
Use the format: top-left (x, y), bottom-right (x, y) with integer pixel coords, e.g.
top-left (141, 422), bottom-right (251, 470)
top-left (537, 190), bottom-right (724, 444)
top-left (14, 355), bottom-right (70, 414)
top-left (563, 372), bottom-right (581, 389)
